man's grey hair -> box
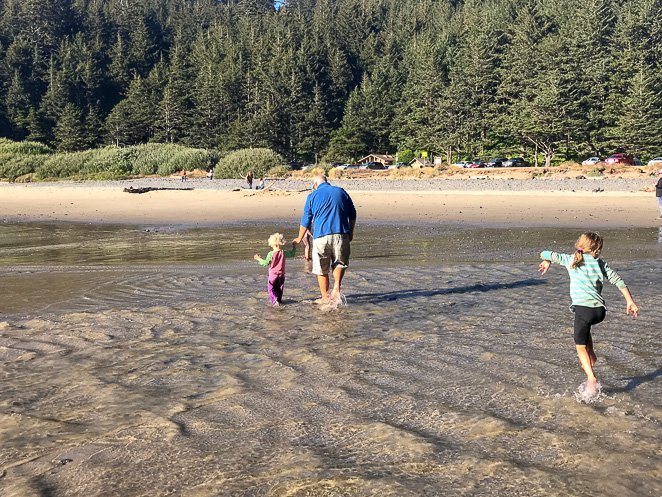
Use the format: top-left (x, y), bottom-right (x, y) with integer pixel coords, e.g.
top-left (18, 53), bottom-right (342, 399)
top-left (313, 174), bottom-right (328, 187)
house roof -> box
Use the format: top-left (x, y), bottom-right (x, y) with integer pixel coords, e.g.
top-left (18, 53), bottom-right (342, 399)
top-left (358, 154), bottom-right (395, 163)
top-left (409, 158), bottom-right (434, 166)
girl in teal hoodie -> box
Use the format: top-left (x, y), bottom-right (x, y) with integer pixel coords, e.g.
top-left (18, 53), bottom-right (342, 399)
top-left (539, 232), bottom-right (639, 392)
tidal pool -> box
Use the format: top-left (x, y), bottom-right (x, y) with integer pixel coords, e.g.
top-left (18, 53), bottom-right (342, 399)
top-left (0, 223), bottom-right (660, 496)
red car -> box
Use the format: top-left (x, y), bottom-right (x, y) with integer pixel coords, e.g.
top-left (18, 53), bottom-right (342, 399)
top-left (605, 153), bottom-right (635, 166)
top-left (467, 160), bottom-right (485, 168)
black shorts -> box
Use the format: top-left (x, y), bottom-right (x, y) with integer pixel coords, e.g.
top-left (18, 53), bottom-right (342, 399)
top-left (572, 305), bottom-right (606, 346)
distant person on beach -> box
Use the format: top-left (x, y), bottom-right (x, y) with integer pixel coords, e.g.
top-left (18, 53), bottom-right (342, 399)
top-left (207, 168), bottom-right (214, 180)
top-left (256, 177), bottom-right (265, 190)
top-left (246, 170), bottom-right (254, 189)
top-left (538, 231), bottom-right (639, 396)
top-left (181, 170), bottom-right (187, 182)
top-left (254, 233), bottom-right (297, 307)
top-left (655, 169), bottom-right (662, 219)
top-left (293, 174), bottom-right (356, 304)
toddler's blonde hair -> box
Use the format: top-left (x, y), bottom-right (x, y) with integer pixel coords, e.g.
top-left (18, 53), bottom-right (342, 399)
top-left (571, 231), bottom-right (603, 269)
top-left (268, 232), bottom-right (285, 248)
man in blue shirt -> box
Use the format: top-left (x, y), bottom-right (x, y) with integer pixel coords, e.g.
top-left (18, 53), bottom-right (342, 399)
top-left (294, 175), bottom-right (357, 303)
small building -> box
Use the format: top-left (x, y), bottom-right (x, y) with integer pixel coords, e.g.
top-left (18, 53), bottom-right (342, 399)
top-left (409, 158), bottom-right (434, 169)
top-left (358, 154), bottom-right (395, 166)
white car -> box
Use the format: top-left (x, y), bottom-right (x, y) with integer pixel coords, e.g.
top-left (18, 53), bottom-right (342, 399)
top-left (582, 157), bottom-right (601, 166)
top-left (452, 161), bottom-right (471, 168)
top-left (647, 157), bottom-right (662, 167)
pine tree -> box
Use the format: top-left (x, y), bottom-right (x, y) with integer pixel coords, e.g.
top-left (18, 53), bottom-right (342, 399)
top-left (325, 89), bottom-right (367, 161)
top-left (85, 105), bottom-right (105, 148)
top-left (514, 68), bottom-right (576, 168)
top-left (5, 71), bottom-right (31, 138)
top-left (154, 85), bottom-right (185, 143)
top-left (25, 107), bottom-right (49, 143)
top-left (54, 103), bottom-right (88, 152)
top-left (615, 63), bottom-right (661, 157)
top-left (105, 100), bottom-right (132, 147)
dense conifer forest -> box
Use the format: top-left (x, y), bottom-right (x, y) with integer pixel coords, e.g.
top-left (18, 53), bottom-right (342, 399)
top-left (0, 0), bottom-right (660, 167)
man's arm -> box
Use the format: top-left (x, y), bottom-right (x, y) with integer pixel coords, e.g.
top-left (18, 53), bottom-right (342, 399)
top-left (293, 225), bottom-right (308, 244)
top-left (346, 191), bottom-right (357, 241)
top-left (295, 194), bottom-right (314, 243)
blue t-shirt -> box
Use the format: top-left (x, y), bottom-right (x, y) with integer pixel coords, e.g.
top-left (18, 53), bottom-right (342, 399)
top-left (301, 183), bottom-right (357, 239)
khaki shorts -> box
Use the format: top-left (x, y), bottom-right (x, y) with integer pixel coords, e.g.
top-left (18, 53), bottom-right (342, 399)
top-left (312, 234), bottom-right (351, 276)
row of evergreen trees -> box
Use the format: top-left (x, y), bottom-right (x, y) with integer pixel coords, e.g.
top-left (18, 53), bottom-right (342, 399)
top-left (0, 0), bottom-right (660, 167)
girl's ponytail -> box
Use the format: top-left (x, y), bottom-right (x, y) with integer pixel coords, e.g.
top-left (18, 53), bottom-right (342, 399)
top-left (571, 232), bottom-right (603, 269)
top-left (571, 248), bottom-right (584, 269)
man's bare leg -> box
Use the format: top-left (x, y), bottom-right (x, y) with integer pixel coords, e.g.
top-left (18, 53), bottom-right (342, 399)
top-left (330, 266), bottom-right (346, 300)
top-left (316, 274), bottom-right (330, 303)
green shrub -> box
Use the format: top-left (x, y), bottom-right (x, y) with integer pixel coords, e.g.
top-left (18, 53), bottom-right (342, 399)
top-left (130, 143), bottom-right (178, 175)
top-left (266, 165), bottom-right (292, 178)
top-left (0, 139), bottom-right (53, 156)
top-left (0, 139), bottom-right (220, 180)
top-left (0, 154), bottom-right (50, 181)
top-left (36, 147), bottom-right (134, 180)
top-left (215, 148), bottom-right (286, 179)
top-left (587, 167), bottom-right (604, 177)
top-left (159, 148), bottom-right (219, 175)
top-left (397, 149), bottom-right (415, 163)
top-left (0, 139), bottom-right (54, 180)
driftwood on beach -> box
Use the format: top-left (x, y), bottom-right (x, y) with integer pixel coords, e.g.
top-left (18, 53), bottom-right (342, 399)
top-left (124, 186), bottom-right (194, 194)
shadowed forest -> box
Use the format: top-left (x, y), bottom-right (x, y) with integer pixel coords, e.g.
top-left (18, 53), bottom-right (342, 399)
top-left (0, 0), bottom-right (659, 165)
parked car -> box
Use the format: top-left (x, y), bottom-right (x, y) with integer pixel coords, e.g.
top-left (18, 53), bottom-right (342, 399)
top-left (605, 153), bottom-right (636, 166)
top-left (503, 157), bottom-right (528, 167)
top-left (359, 161), bottom-right (386, 170)
top-left (467, 160), bottom-right (485, 168)
top-left (388, 162), bottom-right (408, 169)
top-left (486, 157), bottom-right (507, 168)
top-left (452, 161), bottom-right (471, 168)
top-left (582, 157), bottom-right (601, 166)
top-left (647, 157), bottom-right (662, 167)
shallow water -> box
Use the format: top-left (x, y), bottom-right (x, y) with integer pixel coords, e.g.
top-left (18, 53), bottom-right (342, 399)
top-left (0, 223), bottom-right (660, 496)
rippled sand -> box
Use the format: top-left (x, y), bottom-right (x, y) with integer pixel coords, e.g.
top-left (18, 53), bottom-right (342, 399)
top-left (1, 225), bottom-right (660, 496)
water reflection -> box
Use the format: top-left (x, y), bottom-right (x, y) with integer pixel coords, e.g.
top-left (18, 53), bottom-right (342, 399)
top-left (1, 223), bottom-right (660, 266)
top-left (0, 223), bottom-right (660, 497)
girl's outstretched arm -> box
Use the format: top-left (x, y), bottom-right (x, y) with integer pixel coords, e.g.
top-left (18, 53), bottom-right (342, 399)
top-left (620, 287), bottom-right (639, 317)
top-left (602, 260), bottom-right (638, 316)
top-left (538, 250), bottom-right (571, 274)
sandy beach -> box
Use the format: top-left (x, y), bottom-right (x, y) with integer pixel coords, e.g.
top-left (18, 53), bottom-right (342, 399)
top-left (1, 178), bottom-right (660, 497)
top-left (0, 177), bottom-right (659, 227)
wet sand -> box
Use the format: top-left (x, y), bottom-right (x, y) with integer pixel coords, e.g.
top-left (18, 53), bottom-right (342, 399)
top-left (0, 179), bottom-right (660, 227)
top-left (0, 224), bottom-right (660, 496)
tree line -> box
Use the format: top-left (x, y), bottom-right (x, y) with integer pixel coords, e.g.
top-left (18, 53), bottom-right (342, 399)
top-left (0, 0), bottom-right (659, 167)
